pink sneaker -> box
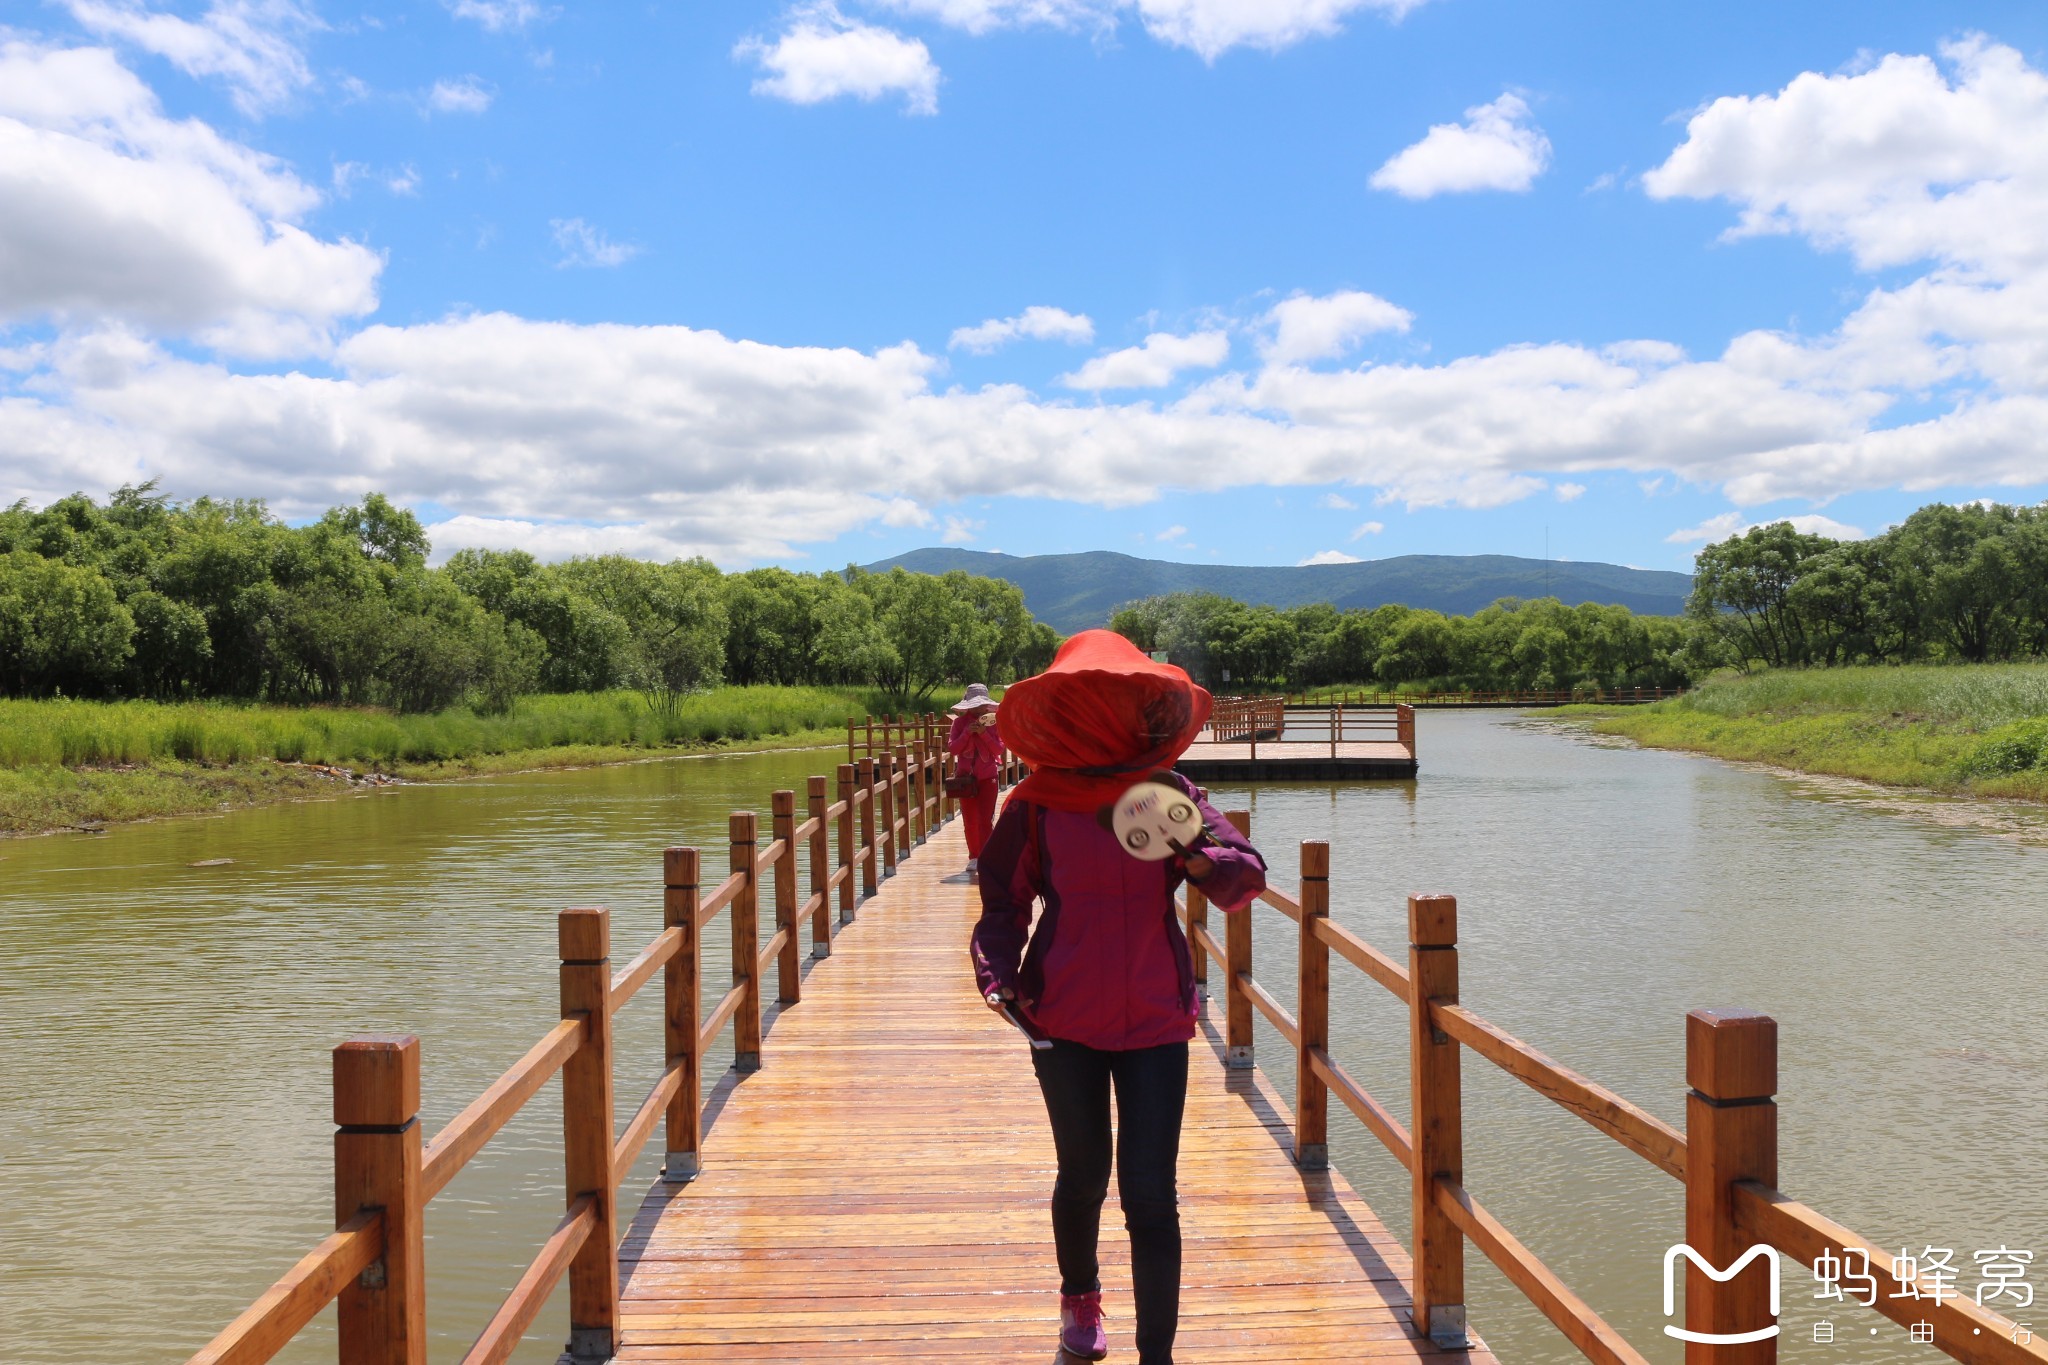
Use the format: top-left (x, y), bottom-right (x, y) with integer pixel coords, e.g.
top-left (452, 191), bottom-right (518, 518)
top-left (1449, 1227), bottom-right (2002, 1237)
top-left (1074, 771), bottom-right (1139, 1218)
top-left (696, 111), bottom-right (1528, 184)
top-left (1060, 1290), bottom-right (1107, 1360)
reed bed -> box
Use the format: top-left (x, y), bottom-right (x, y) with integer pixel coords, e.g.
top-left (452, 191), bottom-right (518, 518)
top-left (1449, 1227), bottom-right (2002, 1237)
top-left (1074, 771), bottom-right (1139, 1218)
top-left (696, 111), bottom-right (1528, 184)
top-left (0, 687), bottom-right (889, 772)
top-left (1578, 663), bottom-right (2048, 799)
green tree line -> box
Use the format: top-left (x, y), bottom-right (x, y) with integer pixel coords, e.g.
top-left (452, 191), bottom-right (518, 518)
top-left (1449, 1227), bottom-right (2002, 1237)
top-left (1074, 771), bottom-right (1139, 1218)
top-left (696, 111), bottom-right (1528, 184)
top-left (1108, 592), bottom-right (1699, 692)
top-left (0, 487), bottom-right (1058, 711)
top-left (1687, 501), bottom-right (2048, 669)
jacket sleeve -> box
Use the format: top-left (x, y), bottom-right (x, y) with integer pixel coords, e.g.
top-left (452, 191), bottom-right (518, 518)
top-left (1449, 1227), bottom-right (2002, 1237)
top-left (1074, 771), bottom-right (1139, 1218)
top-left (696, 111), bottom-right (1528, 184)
top-left (947, 714), bottom-right (973, 756)
top-left (969, 798), bottom-right (1038, 998)
top-left (1180, 779), bottom-right (1266, 913)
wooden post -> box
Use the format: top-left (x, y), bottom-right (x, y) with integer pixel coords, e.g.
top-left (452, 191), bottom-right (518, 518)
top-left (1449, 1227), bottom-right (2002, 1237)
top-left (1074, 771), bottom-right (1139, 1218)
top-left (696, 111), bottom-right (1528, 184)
top-left (772, 790), bottom-right (800, 1004)
top-left (1407, 892), bottom-right (1466, 1348)
top-left (1295, 841), bottom-right (1330, 1170)
top-left (857, 757), bottom-right (879, 894)
top-left (1397, 704), bottom-right (1416, 756)
top-left (1331, 704), bottom-right (1342, 759)
top-left (864, 716), bottom-right (874, 761)
top-left (730, 812), bottom-right (762, 1072)
top-left (333, 1034), bottom-right (425, 1365)
top-left (663, 847), bottom-right (701, 1183)
top-left (1222, 809), bottom-right (1254, 1068)
top-left (1683, 1009), bottom-right (1779, 1365)
top-left (877, 753), bottom-right (897, 878)
top-left (894, 745), bottom-right (913, 857)
top-left (910, 737), bottom-right (928, 845)
top-left (558, 907), bottom-right (619, 1364)
top-left (807, 776), bottom-right (830, 958)
top-left (846, 716), bottom-right (856, 763)
top-left (836, 763), bottom-right (858, 923)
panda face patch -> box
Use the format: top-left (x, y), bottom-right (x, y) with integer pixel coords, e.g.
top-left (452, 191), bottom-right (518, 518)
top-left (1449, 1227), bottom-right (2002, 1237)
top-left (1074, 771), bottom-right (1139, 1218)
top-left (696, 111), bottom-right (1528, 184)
top-left (1109, 781), bottom-right (1203, 862)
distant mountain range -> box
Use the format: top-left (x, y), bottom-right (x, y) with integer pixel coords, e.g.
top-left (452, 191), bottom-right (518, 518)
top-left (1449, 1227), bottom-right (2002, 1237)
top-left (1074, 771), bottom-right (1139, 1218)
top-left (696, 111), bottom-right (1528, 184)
top-left (864, 548), bottom-right (1693, 633)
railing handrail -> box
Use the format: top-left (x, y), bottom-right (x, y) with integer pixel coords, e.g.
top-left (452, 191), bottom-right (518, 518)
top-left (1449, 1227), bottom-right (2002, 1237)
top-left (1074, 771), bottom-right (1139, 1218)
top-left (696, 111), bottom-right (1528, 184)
top-left (1188, 700), bottom-right (1412, 754)
top-left (183, 732), bottom-right (1026, 1365)
top-left (1189, 830), bottom-right (2045, 1365)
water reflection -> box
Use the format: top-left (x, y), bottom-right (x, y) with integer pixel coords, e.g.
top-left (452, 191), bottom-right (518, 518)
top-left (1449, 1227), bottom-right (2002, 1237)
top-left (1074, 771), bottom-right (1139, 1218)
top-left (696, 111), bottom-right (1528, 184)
top-left (1, 719), bottom-right (2042, 1364)
top-left (1210, 711), bottom-right (2047, 1365)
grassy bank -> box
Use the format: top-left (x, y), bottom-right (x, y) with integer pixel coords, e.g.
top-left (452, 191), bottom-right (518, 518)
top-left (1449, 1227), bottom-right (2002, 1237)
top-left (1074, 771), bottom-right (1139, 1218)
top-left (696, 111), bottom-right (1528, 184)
top-left (1568, 664), bottom-right (2048, 801)
top-left (0, 687), bottom-right (890, 834)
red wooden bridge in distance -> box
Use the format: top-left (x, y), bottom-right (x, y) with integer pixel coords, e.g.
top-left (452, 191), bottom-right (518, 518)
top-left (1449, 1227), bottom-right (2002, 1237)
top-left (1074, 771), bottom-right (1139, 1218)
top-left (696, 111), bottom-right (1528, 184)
top-left (186, 715), bottom-right (2044, 1365)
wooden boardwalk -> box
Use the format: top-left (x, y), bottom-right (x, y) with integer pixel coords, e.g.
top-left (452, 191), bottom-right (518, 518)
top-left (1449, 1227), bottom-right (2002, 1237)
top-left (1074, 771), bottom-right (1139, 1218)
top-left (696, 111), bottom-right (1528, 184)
top-left (614, 815), bottom-right (1486, 1364)
top-left (184, 717), bottom-right (2047, 1365)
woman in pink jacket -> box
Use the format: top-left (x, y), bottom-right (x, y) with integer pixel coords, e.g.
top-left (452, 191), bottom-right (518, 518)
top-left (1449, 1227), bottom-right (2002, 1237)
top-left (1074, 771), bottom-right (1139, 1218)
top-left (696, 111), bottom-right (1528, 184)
top-left (946, 682), bottom-right (1004, 874)
top-left (970, 631), bottom-right (1266, 1365)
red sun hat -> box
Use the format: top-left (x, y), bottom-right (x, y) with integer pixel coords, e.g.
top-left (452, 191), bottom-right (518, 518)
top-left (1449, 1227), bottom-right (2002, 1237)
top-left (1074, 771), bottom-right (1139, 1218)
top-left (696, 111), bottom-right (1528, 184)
top-left (997, 629), bottom-right (1213, 813)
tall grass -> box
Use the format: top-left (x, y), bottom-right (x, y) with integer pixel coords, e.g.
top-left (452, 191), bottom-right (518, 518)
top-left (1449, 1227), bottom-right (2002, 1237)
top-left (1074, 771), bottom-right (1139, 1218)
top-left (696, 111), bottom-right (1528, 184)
top-left (1672, 663), bottom-right (2048, 728)
top-left (0, 687), bottom-right (890, 772)
top-left (1584, 663), bottom-right (2048, 797)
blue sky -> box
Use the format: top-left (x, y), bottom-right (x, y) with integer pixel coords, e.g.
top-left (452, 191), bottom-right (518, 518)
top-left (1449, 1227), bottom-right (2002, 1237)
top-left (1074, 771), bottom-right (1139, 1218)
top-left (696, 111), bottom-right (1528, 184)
top-left (4, 0), bottom-right (2047, 577)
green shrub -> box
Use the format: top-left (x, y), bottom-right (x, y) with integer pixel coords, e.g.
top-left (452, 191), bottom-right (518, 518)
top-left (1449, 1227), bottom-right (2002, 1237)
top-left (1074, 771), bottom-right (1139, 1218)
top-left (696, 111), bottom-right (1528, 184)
top-left (1959, 718), bottom-right (2048, 777)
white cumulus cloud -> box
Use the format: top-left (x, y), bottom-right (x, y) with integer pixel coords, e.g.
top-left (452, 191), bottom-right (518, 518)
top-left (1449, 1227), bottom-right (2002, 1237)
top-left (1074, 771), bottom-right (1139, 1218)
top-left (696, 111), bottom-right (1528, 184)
top-left (1644, 36), bottom-right (2048, 277)
top-left (1318, 491), bottom-right (1356, 509)
top-left (870, 0), bottom-right (1422, 59)
top-left (869, 0), bottom-right (1108, 35)
top-left (949, 305), bottom-right (1095, 352)
top-left (1349, 520), bottom-right (1385, 539)
top-left (1262, 289), bottom-right (1413, 364)
top-left (427, 76), bottom-right (494, 115)
top-left (1371, 92), bottom-right (1553, 199)
top-left (63, 0), bottom-right (318, 117)
top-left (1633, 37), bottom-right (2048, 505)
top-left (447, 0), bottom-right (552, 31)
top-left (0, 41), bottom-right (381, 356)
top-left (1299, 549), bottom-right (1362, 565)
top-left (1666, 512), bottom-right (1868, 545)
top-left (1060, 330), bottom-right (1230, 389)
top-left (1129, 0), bottom-right (1425, 61)
top-left (737, 6), bottom-right (940, 116)
top-left (13, 40), bottom-right (2048, 565)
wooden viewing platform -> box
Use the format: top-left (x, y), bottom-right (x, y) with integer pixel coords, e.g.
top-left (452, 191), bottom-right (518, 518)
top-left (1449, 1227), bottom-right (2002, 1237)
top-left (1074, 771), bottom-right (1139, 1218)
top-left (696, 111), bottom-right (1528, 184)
top-left (188, 712), bottom-right (2047, 1365)
top-left (1176, 699), bottom-right (1419, 782)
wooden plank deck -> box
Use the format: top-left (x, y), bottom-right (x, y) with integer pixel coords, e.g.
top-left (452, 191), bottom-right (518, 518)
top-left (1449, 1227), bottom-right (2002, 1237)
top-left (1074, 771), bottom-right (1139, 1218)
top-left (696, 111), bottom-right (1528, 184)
top-left (1176, 741), bottom-right (1417, 782)
top-left (615, 815), bottom-right (1488, 1363)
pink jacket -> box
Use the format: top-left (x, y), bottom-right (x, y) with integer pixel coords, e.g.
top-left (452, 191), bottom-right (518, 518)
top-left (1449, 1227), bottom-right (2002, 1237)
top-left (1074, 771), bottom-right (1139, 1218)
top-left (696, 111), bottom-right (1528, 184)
top-left (970, 774), bottom-right (1265, 1051)
top-left (947, 713), bottom-right (1004, 781)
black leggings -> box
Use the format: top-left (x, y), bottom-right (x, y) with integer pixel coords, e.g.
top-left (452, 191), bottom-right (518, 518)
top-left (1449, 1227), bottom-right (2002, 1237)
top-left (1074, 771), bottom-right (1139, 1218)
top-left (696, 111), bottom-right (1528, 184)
top-left (1031, 1038), bottom-right (1189, 1365)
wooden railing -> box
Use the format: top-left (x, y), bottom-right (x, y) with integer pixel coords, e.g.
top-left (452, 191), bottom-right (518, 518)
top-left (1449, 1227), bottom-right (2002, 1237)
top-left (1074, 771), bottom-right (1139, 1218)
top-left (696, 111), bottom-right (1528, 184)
top-left (183, 736), bottom-right (1007, 1365)
top-left (847, 710), bottom-right (949, 761)
top-left (1182, 811), bottom-right (2047, 1365)
top-left (1205, 695), bottom-right (1286, 742)
top-left (1288, 686), bottom-right (1681, 707)
top-left (1188, 702), bottom-right (1416, 759)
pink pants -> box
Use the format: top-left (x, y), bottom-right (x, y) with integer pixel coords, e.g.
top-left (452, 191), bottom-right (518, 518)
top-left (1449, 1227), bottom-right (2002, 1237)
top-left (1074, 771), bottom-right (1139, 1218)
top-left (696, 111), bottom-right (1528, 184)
top-left (961, 786), bottom-right (996, 858)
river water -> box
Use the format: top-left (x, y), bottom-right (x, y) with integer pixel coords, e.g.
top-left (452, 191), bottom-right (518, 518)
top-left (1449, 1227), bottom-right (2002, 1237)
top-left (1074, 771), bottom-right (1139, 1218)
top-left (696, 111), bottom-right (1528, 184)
top-left (1, 714), bottom-right (2043, 1364)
